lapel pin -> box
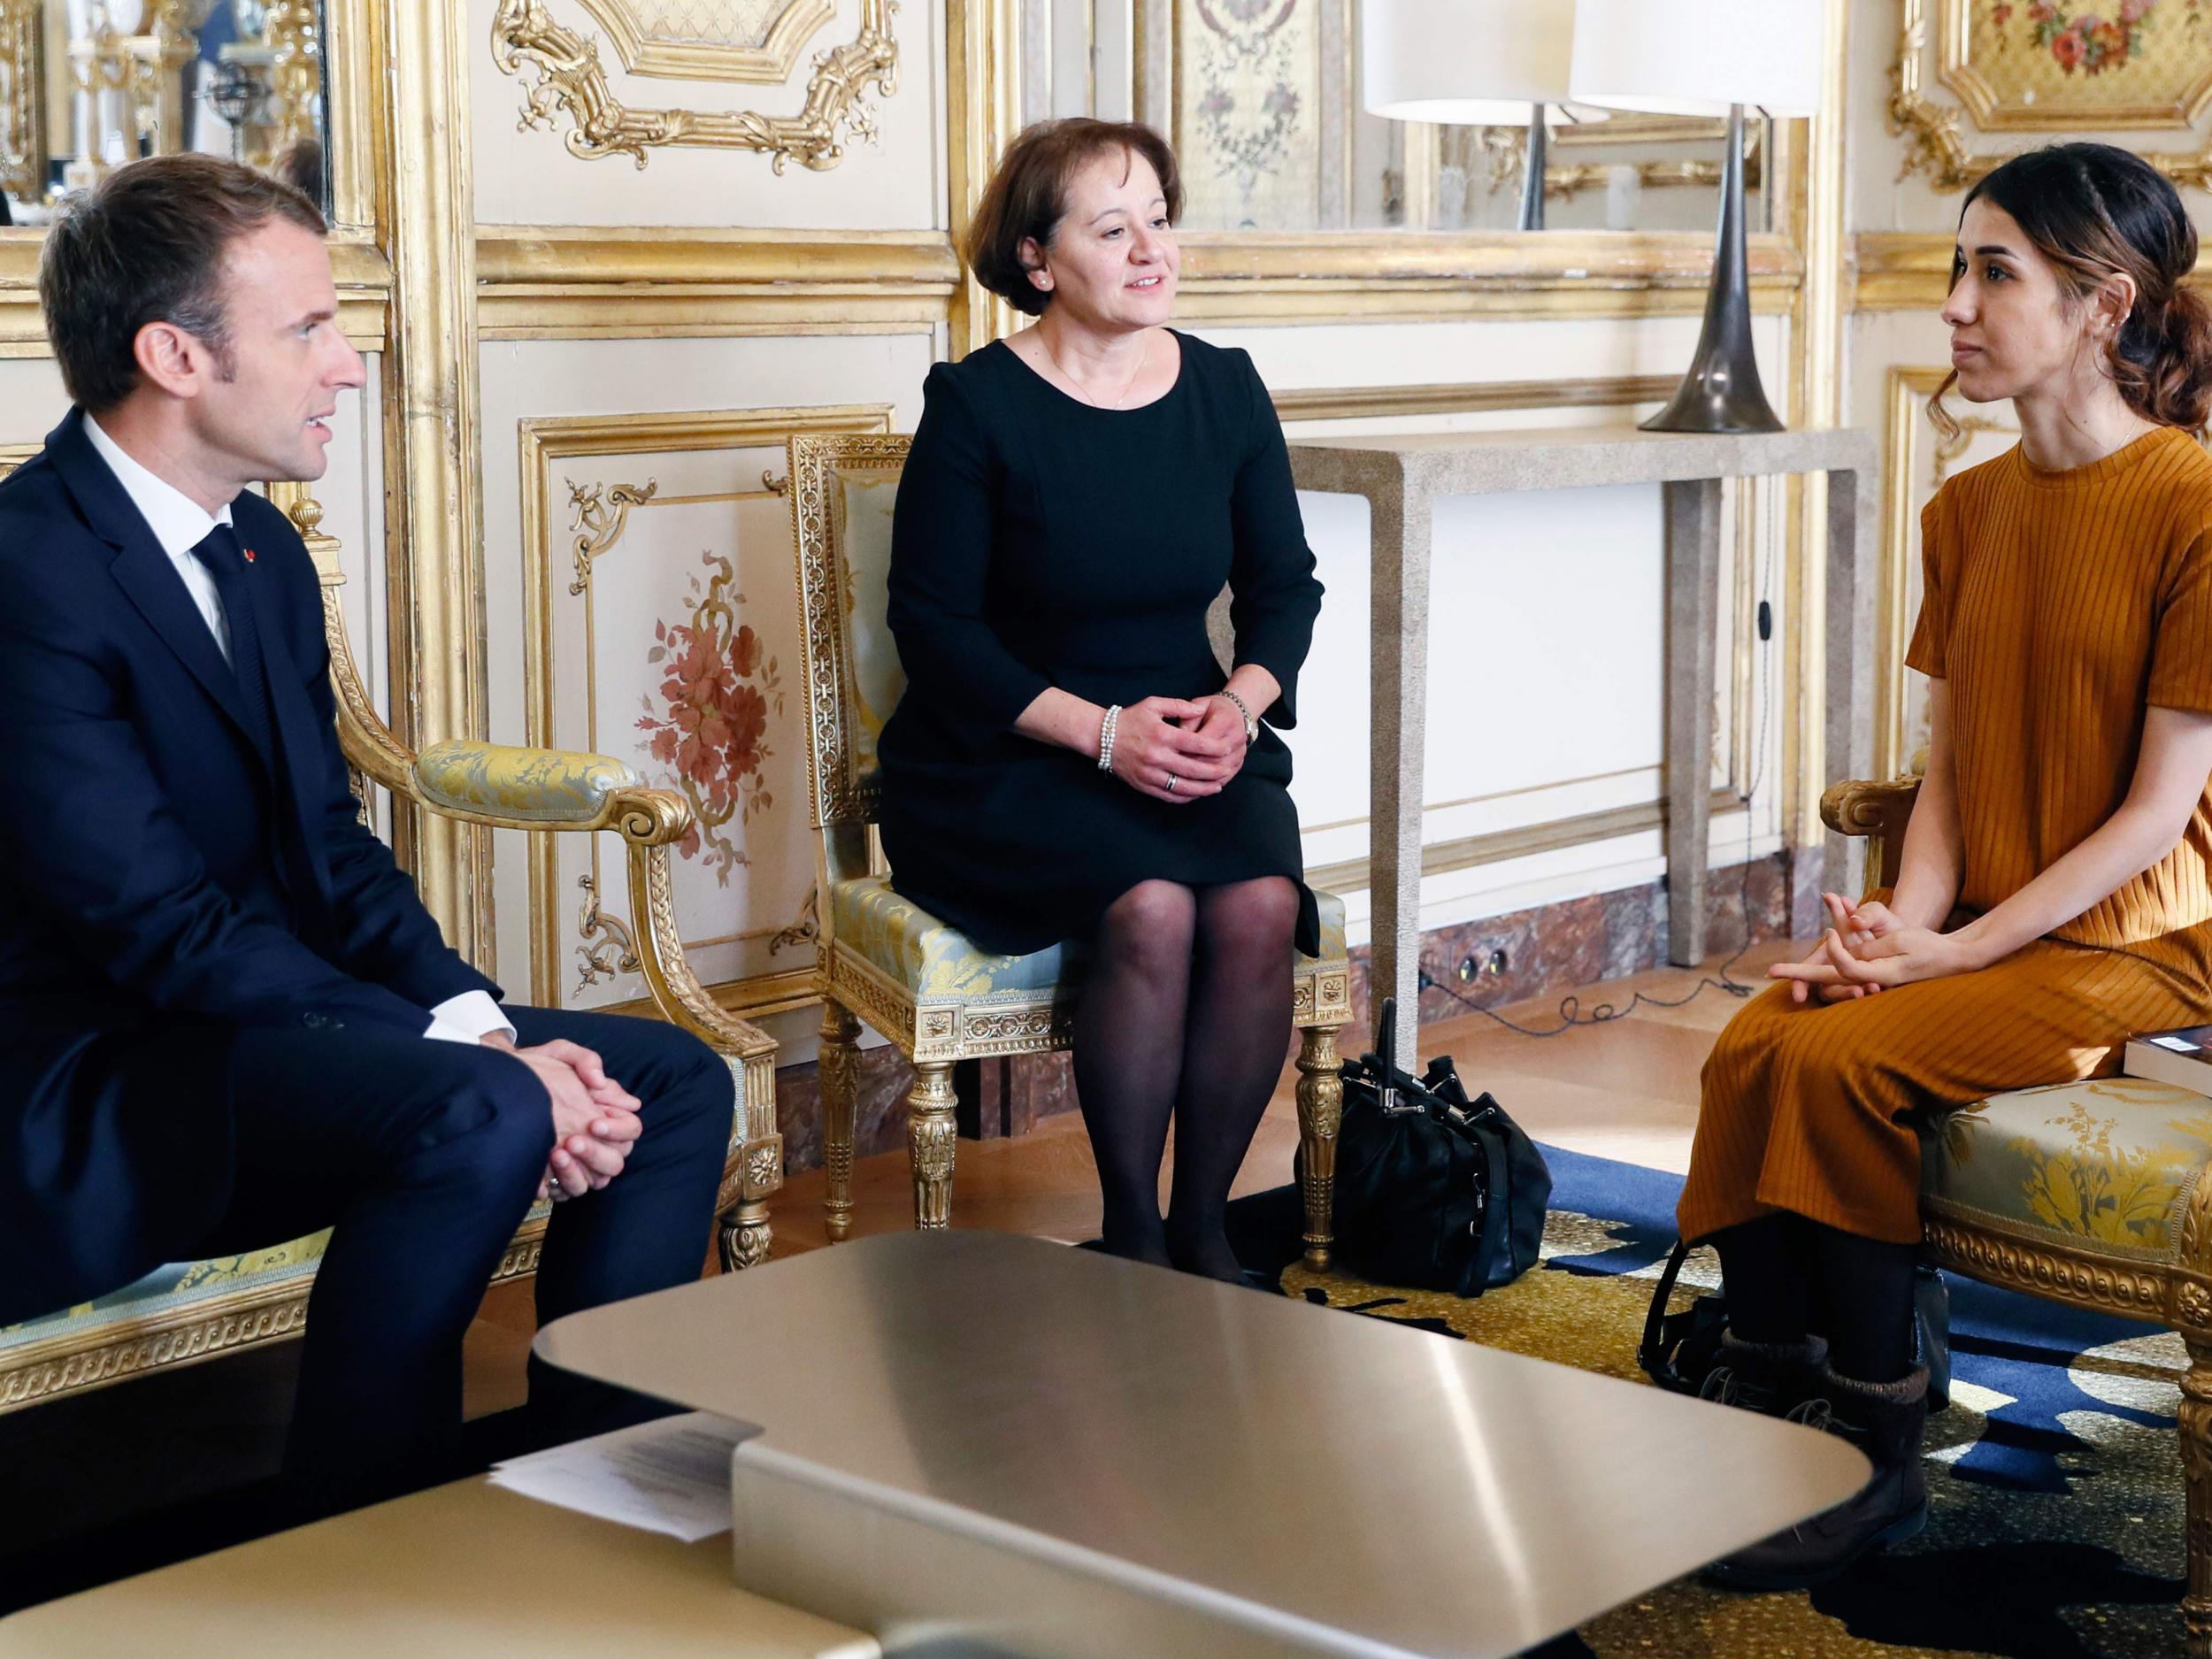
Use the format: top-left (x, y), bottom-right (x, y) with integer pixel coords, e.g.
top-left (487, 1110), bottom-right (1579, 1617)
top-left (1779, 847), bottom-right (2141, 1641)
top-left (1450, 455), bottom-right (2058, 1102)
top-left (242, 548), bottom-right (257, 563)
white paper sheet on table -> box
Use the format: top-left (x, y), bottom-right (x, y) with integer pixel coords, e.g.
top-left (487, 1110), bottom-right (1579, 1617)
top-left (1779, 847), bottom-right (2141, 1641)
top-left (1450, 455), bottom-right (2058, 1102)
top-left (488, 1410), bottom-right (754, 1541)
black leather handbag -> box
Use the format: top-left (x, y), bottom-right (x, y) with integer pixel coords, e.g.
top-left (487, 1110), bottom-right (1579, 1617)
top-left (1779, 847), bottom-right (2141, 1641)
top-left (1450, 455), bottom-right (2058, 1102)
top-left (1318, 999), bottom-right (1553, 1298)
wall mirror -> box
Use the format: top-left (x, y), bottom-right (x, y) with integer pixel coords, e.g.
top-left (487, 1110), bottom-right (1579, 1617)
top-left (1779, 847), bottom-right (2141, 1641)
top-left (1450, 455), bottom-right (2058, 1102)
top-left (1, 1), bottom-right (331, 226)
top-left (1021, 0), bottom-right (1770, 234)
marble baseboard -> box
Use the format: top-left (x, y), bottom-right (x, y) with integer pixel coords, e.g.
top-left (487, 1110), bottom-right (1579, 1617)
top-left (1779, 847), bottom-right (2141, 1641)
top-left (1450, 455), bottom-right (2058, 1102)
top-left (775, 1046), bottom-right (1081, 1178)
top-left (1341, 848), bottom-right (1801, 1041)
top-left (770, 847), bottom-right (1808, 1176)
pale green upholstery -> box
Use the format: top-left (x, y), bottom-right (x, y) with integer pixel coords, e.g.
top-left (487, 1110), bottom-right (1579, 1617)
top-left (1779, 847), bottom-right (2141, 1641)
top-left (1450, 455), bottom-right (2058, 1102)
top-left (413, 740), bottom-right (643, 826)
top-left (1924, 1077), bottom-right (2212, 1262)
top-left (832, 875), bottom-right (1349, 1007)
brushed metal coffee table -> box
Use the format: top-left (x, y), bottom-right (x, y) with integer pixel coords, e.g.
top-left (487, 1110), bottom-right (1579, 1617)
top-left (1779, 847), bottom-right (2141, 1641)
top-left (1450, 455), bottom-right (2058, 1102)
top-left (536, 1232), bottom-right (1865, 1659)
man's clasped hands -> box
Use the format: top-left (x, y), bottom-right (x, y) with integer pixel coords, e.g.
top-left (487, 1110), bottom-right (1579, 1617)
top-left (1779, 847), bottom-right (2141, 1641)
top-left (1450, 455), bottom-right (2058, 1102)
top-left (480, 1033), bottom-right (644, 1202)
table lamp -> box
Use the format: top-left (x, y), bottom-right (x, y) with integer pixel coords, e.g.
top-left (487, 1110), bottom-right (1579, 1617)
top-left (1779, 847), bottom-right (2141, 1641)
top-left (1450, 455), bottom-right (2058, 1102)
top-left (1571, 0), bottom-right (1824, 432)
top-left (1361, 0), bottom-right (1598, 232)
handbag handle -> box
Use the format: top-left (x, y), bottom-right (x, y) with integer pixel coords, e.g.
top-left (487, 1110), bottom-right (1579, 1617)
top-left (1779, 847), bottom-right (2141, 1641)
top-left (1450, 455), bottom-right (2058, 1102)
top-left (1463, 1115), bottom-right (1513, 1291)
top-left (1636, 1237), bottom-right (1698, 1378)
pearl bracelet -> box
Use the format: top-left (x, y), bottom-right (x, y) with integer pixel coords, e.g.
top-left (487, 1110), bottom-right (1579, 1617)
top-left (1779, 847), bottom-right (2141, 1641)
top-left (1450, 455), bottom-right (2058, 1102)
top-left (1097, 703), bottom-right (1122, 772)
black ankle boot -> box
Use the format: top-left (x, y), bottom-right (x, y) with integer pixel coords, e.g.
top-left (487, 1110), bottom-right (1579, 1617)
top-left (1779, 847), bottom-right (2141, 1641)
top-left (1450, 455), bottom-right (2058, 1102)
top-left (1699, 1331), bottom-right (1829, 1416)
top-left (1704, 1363), bottom-right (1929, 1591)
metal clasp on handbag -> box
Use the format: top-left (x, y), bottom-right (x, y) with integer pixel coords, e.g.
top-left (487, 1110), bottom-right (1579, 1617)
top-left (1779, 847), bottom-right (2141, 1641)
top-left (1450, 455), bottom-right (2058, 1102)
top-left (1373, 996), bottom-right (1423, 1115)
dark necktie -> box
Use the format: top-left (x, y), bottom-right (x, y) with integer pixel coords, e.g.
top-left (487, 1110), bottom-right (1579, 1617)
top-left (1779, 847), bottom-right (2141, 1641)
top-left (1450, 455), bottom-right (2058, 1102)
top-left (188, 522), bottom-right (274, 764)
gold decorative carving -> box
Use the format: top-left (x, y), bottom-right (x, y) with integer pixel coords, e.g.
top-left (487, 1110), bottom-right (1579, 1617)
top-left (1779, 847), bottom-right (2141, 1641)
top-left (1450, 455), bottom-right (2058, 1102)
top-left (818, 998), bottom-right (863, 1241)
top-left (0, 0), bottom-right (43, 204)
top-left (2182, 1340), bottom-right (2212, 1648)
top-left (575, 872), bottom-right (642, 988)
top-left (490, 0), bottom-right (900, 173)
top-left (573, 0), bottom-right (834, 83)
top-left (720, 1212), bottom-right (773, 1269)
top-left (1890, 0), bottom-right (2212, 192)
top-left (1919, 1215), bottom-right (2170, 1317)
top-left (907, 1062), bottom-right (958, 1230)
top-left (1295, 1023), bottom-right (1342, 1269)
top-left (566, 478), bottom-right (657, 596)
top-left (259, 1), bottom-right (326, 164)
top-left (769, 884), bottom-right (818, 955)
top-left (790, 431), bottom-right (915, 829)
top-left (1479, 123), bottom-right (1762, 203)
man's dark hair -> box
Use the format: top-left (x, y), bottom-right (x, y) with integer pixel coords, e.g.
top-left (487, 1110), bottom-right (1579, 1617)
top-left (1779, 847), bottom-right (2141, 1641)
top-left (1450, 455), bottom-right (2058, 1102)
top-left (39, 152), bottom-right (326, 413)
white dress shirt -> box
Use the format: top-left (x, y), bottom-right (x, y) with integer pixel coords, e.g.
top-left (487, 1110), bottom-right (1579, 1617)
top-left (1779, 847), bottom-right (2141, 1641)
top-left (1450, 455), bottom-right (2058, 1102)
top-left (83, 416), bottom-right (514, 1048)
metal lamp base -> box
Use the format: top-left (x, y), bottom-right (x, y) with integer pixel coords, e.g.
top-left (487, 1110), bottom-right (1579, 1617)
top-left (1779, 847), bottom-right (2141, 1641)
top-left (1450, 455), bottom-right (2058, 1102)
top-left (1642, 104), bottom-right (1784, 435)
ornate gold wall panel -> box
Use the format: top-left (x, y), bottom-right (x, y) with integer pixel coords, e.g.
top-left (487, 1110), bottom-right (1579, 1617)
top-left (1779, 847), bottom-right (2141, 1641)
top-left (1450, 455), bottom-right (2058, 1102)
top-left (1892, 0), bottom-right (2212, 191)
top-left (1856, 230), bottom-right (2212, 311)
top-left (517, 405), bottom-right (892, 1015)
top-left (489, 0), bottom-right (898, 173)
top-left (573, 0), bottom-right (834, 83)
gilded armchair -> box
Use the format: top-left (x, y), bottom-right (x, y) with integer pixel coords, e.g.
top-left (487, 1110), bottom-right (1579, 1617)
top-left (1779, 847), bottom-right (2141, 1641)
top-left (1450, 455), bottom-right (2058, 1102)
top-left (787, 433), bottom-right (1355, 1260)
top-left (1823, 768), bottom-right (2212, 1656)
top-left (0, 481), bottom-right (781, 1415)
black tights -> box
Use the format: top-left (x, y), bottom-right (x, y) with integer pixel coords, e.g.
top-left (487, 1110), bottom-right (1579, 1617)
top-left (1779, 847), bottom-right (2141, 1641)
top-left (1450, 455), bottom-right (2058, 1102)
top-left (1712, 1212), bottom-right (1918, 1383)
top-left (1071, 876), bottom-right (1299, 1282)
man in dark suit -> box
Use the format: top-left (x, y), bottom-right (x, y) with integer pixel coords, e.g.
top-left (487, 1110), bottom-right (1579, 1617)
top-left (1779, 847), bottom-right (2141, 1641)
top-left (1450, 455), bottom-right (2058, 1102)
top-left (0, 154), bottom-right (733, 1501)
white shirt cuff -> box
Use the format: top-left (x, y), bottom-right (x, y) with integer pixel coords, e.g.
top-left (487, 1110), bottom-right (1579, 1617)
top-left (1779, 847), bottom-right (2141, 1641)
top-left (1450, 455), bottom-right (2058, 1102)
top-left (423, 989), bottom-right (518, 1046)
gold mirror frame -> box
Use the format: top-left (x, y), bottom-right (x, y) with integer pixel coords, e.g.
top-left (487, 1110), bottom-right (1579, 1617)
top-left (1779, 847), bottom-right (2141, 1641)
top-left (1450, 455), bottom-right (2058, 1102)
top-left (1, 0), bottom-right (42, 204)
top-left (489, 0), bottom-right (900, 173)
top-left (1891, 0), bottom-right (2212, 192)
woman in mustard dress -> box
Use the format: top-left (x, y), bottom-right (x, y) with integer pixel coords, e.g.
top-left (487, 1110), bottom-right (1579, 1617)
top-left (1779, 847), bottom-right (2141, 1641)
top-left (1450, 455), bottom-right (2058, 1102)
top-left (1680, 143), bottom-right (2212, 1588)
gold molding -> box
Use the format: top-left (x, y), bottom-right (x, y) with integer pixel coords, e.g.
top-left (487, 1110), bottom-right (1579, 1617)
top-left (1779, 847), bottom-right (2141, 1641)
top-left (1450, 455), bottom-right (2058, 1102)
top-left (572, 0), bottom-right (834, 84)
top-left (1857, 229), bottom-right (2212, 311)
top-left (518, 405), bottom-right (892, 1014)
top-left (1890, 0), bottom-right (2212, 193)
top-left (1271, 374), bottom-right (1678, 426)
top-left (947, 0), bottom-right (1021, 356)
top-left (489, 0), bottom-right (899, 173)
top-left (474, 226), bottom-right (959, 339)
top-left (1, 0), bottom-right (43, 204)
top-left (382, 0), bottom-right (493, 969)
top-left (0, 230), bottom-right (393, 357)
top-left (1171, 230), bottom-right (1801, 326)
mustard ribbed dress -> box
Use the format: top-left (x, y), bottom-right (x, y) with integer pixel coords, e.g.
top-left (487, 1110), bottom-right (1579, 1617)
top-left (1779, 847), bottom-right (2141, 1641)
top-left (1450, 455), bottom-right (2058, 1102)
top-left (1678, 426), bottom-right (2212, 1246)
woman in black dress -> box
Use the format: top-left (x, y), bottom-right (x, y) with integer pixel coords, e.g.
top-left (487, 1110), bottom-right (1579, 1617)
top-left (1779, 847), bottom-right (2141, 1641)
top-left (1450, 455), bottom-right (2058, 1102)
top-left (880, 119), bottom-right (1324, 1282)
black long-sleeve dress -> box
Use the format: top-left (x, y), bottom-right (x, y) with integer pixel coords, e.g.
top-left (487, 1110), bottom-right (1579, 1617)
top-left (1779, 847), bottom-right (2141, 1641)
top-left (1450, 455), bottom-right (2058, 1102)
top-left (879, 329), bottom-right (1325, 957)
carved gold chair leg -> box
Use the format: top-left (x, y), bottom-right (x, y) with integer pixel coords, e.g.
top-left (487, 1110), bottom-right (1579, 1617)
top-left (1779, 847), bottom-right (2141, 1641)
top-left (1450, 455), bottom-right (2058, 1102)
top-left (1294, 1022), bottom-right (1343, 1270)
top-left (908, 1059), bottom-right (959, 1231)
top-left (818, 999), bottom-right (863, 1243)
top-left (2185, 1339), bottom-right (2212, 1658)
top-left (719, 1200), bottom-right (772, 1272)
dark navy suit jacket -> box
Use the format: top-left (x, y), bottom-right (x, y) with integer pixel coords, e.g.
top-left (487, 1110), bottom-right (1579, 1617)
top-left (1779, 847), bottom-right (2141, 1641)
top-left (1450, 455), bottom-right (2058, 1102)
top-left (0, 410), bottom-right (498, 1322)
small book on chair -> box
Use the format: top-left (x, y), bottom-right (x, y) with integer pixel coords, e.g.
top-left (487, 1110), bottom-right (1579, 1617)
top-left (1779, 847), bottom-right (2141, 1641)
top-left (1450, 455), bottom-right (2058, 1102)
top-left (2122, 1025), bottom-right (2212, 1094)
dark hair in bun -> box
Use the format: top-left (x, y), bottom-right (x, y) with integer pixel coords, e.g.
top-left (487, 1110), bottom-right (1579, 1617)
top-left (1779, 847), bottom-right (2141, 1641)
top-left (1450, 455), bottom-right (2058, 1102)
top-left (1934, 142), bottom-right (2212, 439)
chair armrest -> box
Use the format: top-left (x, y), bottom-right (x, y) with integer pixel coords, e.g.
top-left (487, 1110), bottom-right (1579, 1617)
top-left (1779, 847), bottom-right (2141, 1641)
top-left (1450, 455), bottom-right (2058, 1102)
top-left (1819, 775), bottom-right (1923, 897)
top-left (413, 741), bottom-right (673, 833)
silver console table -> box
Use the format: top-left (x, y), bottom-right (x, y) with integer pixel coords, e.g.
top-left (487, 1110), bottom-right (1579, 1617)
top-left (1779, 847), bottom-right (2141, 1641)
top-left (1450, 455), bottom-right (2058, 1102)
top-left (1289, 426), bottom-right (1878, 1056)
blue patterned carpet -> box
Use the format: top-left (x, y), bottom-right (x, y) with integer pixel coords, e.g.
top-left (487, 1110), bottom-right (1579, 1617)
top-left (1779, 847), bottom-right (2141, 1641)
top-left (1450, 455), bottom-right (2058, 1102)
top-left (1231, 1145), bottom-right (2193, 1658)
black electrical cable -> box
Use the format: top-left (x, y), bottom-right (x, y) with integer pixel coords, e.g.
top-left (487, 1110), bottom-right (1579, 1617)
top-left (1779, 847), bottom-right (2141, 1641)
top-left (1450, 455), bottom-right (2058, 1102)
top-left (1420, 518), bottom-right (1786, 1040)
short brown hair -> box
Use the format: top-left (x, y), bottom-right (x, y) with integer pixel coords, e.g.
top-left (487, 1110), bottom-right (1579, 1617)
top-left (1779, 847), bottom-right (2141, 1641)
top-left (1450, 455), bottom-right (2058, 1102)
top-left (40, 152), bottom-right (326, 413)
top-left (965, 119), bottom-right (1182, 318)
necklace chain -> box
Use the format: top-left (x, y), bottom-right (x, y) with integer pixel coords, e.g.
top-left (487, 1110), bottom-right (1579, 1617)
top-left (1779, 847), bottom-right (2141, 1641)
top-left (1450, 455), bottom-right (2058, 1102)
top-left (1047, 334), bottom-right (1148, 410)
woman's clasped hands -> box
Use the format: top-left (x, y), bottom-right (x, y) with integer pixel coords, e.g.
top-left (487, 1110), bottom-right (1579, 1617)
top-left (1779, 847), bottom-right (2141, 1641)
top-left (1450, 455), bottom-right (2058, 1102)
top-left (1769, 892), bottom-right (1985, 1004)
top-left (1108, 695), bottom-right (1246, 804)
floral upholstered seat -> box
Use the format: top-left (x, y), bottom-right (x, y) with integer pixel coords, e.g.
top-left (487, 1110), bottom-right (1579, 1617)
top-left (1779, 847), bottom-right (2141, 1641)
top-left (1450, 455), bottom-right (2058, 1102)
top-left (1924, 1077), bottom-right (2212, 1265)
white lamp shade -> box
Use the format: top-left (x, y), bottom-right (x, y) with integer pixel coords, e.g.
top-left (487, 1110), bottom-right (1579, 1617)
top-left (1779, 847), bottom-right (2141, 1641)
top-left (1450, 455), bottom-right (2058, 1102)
top-left (1569, 0), bottom-right (1824, 117)
top-left (1362, 0), bottom-right (1588, 126)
